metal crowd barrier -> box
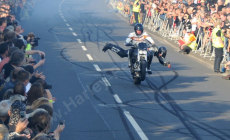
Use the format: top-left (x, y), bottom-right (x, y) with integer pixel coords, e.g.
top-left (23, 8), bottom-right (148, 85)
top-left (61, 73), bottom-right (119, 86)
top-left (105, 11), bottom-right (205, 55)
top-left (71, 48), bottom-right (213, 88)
top-left (143, 12), bottom-right (225, 61)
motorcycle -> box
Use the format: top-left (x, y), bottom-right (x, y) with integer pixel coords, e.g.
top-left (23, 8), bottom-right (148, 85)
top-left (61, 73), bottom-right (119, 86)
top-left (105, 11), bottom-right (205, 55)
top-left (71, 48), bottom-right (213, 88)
top-left (102, 42), bottom-right (170, 85)
top-left (128, 42), bottom-right (152, 85)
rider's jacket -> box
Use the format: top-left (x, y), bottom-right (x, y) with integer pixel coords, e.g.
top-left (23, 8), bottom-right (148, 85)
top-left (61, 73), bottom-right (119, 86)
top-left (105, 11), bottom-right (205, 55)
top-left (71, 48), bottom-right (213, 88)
top-left (125, 32), bottom-right (155, 46)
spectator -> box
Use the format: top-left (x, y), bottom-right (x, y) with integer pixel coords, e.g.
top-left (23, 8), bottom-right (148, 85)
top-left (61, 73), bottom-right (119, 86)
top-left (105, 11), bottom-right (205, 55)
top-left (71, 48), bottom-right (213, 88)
top-left (8, 100), bottom-right (26, 131)
top-left (13, 82), bottom-right (26, 97)
top-left (191, 12), bottom-right (199, 33)
top-left (182, 13), bottom-right (192, 31)
top-left (0, 1), bottom-right (60, 139)
top-left (186, 0), bottom-right (195, 7)
top-left (2, 49), bottom-right (25, 80)
top-left (0, 17), bottom-right (7, 32)
top-left (3, 30), bottom-right (16, 44)
top-left (210, 4), bottom-right (217, 14)
top-left (0, 124), bottom-right (9, 140)
top-left (0, 68), bottom-right (30, 101)
top-left (26, 82), bottom-right (46, 106)
top-left (178, 27), bottom-right (197, 54)
top-left (0, 100), bottom-right (11, 125)
top-left (27, 110), bottom-right (51, 139)
top-left (200, 0), bottom-right (209, 12)
top-left (222, 60), bottom-right (230, 79)
top-left (208, 0), bottom-right (218, 7)
top-left (0, 42), bottom-right (9, 62)
top-left (217, 0), bottom-right (225, 12)
top-left (220, 13), bottom-right (227, 28)
top-left (0, 46), bottom-right (19, 73)
top-left (212, 20), bottom-right (225, 73)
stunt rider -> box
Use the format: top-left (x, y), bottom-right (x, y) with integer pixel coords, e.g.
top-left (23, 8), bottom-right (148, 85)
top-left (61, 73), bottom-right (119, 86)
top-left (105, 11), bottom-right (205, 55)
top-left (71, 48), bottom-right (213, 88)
top-left (102, 23), bottom-right (170, 74)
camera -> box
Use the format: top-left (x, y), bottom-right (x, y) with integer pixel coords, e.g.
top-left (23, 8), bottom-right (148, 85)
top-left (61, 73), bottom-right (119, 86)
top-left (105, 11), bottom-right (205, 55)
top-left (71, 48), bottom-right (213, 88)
top-left (20, 111), bottom-right (26, 120)
top-left (29, 37), bottom-right (40, 47)
top-left (59, 120), bottom-right (65, 125)
top-left (41, 54), bottom-right (45, 59)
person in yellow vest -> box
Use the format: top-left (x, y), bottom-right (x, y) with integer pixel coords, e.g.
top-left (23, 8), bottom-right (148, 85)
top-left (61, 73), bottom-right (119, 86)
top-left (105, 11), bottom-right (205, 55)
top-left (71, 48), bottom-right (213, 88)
top-left (224, 0), bottom-right (230, 6)
top-left (132, 0), bottom-right (141, 24)
top-left (212, 20), bottom-right (225, 73)
top-left (117, 1), bottom-right (123, 11)
top-left (178, 28), bottom-right (197, 54)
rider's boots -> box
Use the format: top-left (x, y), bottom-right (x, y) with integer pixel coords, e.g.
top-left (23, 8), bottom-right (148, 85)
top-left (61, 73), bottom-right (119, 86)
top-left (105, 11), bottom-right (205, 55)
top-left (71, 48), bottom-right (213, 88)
top-left (147, 65), bottom-right (152, 74)
top-left (103, 43), bottom-right (128, 58)
top-left (147, 54), bottom-right (153, 74)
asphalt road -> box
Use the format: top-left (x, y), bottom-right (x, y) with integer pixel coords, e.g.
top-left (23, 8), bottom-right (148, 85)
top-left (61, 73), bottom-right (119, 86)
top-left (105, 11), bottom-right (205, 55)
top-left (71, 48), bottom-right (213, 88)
top-left (20, 0), bottom-right (230, 139)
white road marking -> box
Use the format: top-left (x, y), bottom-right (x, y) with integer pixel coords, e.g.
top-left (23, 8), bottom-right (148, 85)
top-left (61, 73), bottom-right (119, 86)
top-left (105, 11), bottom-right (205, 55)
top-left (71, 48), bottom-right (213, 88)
top-left (77, 39), bottom-right (82, 43)
top-left (72, 32), bottom-right (77, 36)
top-left (124, 110), bottom-right (149, 140)
top-left (86, 54), bottom-right (93, 61)
top-left (66, 23), bottom-right (70, 27)
top-left (69, 27), bottom-right (73, 31)
top-left (81, 46), bottom-right (87, 51)
top-left (93, 64), bottom-right (101, 72)
top-left (102, 77), bottom-right (111, 86)
top-left (113, 94), bottom-right (123, 104)
top-left (98, 104), bottom-right (127, 107)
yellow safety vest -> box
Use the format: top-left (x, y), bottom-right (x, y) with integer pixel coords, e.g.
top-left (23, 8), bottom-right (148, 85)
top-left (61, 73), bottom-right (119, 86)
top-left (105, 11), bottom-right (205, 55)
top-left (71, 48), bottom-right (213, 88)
top-left (225, 0), bottom-right (230, 6)
top-left (132, 0), bottom-right (140, 12)
top-left (212, 27), bottom-right (224, 48)
top-left (184, 34), bottom-right (197, 50)
top-left (25, 44), bottom-right (32, 58)
top-left (117, 1), bottom-right (123, 11)
top-left (188, 41), bottom-right (198, 50)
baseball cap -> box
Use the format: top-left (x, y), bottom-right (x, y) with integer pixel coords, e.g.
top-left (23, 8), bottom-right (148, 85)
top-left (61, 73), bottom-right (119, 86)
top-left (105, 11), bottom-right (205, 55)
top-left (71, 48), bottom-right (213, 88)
top-left (210, 4), bottom-right (215, 8)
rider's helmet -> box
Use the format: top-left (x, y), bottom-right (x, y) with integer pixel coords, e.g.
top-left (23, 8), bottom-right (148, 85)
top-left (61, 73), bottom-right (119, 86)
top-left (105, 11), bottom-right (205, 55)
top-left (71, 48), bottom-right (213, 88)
top-left (134, 23), bottom-right (144, 36)
top-left (158, 46), bottom-right (167, 58)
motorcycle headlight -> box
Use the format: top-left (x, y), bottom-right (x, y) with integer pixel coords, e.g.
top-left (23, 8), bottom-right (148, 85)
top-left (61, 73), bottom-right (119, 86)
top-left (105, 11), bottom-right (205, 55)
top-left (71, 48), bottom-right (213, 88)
top-left (139, 50), bottom-right (147, 55)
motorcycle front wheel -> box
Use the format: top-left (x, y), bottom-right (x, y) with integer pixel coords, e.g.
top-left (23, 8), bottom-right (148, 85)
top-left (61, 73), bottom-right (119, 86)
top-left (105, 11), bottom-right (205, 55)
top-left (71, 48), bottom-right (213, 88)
top-left (140, 60), bottom-right (147, 81)
top-left (134, 77), bottom-right (141, 85)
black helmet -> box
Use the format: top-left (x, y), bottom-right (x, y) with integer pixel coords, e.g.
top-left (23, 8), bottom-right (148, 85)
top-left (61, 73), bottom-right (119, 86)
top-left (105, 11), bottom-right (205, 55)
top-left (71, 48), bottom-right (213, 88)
top-left (134, 23), bottom-right (144, 36)
top-left (158, 46), bottom-right (167, 58)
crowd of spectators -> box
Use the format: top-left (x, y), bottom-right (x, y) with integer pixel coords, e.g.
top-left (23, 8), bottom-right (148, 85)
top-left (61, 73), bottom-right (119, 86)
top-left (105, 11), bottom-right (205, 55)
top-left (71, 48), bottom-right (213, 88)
top-left (113, 0), bottom-right (230, 79)
top-left (0, 0), bottom-right (65, 140)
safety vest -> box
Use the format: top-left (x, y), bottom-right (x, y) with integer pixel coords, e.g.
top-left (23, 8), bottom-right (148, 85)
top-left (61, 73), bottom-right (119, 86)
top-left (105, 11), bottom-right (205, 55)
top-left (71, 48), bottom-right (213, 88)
top-left (132, 0), bottom-right (140, 12)
top-left (25, 43), bottom-right (32, 58)
top-left (212, 27), bottom-right (224, 48)
top-left (188, 41), bottom-right (198, 50)
top-left (225, 0), bottom-right (230, 6)
top-left (184, 33), bottom-right (197, 50)
top-left (117, 1), bottom-right (123, 11)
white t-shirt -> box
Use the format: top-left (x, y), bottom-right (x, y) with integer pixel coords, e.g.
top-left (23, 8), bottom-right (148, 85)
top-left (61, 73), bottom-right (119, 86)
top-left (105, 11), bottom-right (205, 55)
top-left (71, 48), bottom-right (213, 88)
top-left (171, 0), bottom-right (177, 3)
top-left (191, 17), bottom-right (197, 31)
top-left (25, 82), bottom-right (31, 94)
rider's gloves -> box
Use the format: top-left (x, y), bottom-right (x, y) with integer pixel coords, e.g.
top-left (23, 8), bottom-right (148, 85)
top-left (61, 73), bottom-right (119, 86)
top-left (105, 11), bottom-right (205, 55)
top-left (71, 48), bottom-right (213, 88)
top-left (103, 43), bottom-right (113, 52)
top-left (164, 61), bottom-right (171, 68)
